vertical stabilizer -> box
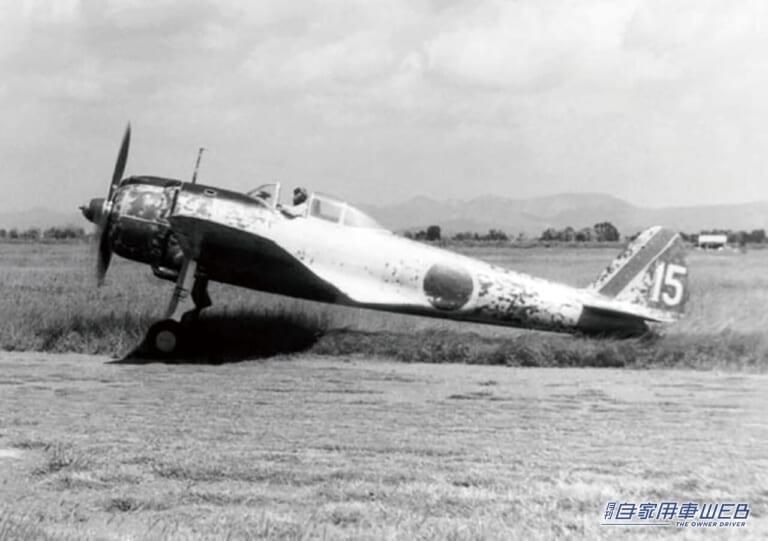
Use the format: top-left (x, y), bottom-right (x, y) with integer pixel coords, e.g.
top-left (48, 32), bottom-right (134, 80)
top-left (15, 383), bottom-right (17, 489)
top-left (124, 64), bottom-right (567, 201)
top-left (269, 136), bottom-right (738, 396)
top-left (589, 226), bottom-right (688, 317)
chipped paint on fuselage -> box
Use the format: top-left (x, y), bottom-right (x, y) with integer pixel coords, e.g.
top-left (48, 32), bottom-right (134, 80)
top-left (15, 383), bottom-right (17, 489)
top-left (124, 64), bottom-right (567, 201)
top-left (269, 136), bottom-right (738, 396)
top-left (107, 178), bottom-right (624, 335)
top-left (175, 183), bottom-right (598, 334)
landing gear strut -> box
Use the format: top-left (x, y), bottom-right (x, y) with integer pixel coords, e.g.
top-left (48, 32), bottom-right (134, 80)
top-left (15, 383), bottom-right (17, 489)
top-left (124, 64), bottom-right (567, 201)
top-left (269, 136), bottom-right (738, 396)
top-left (145, 258), bottom-right (211, 358)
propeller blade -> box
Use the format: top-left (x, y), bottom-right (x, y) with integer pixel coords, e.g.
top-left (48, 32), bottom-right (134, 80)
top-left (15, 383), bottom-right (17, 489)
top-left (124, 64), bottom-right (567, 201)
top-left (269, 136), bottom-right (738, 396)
top-left (109, 123), bottom-right (131, 201)
top-left (94, 209), bottom-right (112, 286)
top-left (96, 236), bottom-right (112, 286)
top-left (93, 122), bottom-right (130, 286)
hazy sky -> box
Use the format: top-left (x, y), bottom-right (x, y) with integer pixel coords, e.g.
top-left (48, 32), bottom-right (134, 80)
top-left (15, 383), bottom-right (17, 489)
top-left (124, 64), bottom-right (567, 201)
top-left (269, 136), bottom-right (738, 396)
top-left (2, 0), bottom-right (768, 213)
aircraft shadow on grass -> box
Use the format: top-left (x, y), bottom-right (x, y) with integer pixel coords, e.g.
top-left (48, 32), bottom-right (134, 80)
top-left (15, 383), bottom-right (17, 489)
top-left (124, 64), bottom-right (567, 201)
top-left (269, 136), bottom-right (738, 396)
top-left (115, 313), bottom-right (324, 365)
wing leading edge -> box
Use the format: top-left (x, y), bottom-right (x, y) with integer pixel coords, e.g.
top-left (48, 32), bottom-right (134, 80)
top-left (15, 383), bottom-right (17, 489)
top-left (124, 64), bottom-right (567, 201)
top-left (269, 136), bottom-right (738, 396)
top-left (167, 215), bottom-right (344, 303)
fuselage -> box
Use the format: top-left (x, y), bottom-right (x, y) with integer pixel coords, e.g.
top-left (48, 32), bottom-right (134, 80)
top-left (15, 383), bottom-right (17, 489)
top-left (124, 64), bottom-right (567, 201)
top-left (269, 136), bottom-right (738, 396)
top-left (93, 177), bottom-right (647, 337)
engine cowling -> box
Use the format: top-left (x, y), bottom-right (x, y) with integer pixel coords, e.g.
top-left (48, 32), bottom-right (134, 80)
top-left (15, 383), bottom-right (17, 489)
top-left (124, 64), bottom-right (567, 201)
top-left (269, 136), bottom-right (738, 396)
top-left (106, 178), bottom-right (184, 271)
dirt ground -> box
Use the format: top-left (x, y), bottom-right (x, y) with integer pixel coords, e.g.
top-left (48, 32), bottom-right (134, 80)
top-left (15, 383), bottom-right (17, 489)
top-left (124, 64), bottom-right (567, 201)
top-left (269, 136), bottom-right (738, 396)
top-left (0, 352), bottom-right (766, 539)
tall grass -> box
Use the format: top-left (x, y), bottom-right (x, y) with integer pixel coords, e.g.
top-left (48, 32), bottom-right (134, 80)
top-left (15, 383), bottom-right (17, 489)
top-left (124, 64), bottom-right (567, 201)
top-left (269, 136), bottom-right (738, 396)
top-left (313, 328), bottom-right (768, 370)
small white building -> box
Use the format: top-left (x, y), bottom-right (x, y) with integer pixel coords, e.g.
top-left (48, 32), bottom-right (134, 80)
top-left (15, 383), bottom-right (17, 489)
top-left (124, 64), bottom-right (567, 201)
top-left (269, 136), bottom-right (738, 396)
top-left (698, 234), bottom-right (728, 250)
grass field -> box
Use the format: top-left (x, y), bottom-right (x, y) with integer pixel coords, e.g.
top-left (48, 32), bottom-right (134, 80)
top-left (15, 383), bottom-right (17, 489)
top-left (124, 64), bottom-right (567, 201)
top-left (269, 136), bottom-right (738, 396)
top-left (1, 241), bottom-right (767, 370)
top-left (0, 353), bottom-right (766, 539)
top-left (1, 243), bottom-right (767, 539)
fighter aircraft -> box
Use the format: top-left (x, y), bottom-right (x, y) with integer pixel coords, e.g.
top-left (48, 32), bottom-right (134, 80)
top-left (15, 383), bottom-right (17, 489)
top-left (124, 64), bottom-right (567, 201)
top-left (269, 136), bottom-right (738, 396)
top-left (80, 126), bottom-right (689, 356)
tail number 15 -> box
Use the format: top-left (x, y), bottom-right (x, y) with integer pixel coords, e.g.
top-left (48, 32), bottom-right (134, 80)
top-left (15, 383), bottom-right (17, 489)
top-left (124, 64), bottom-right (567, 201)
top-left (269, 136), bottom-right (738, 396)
top-left (650, 262), bottom-right (687, 306)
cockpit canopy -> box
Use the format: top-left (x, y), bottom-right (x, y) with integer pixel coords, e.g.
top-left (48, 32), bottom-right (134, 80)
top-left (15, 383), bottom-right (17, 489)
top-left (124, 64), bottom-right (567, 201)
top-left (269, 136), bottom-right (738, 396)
top-left (309, 193), bottom-right (383, 229)
top-left (246, 182), bottom-right (385, 230)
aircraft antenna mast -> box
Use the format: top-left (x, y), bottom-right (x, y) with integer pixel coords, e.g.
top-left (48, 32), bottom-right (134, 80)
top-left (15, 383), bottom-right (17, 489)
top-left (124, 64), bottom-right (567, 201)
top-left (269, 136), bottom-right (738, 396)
top-left (191, 147), bottom-right (206, 185)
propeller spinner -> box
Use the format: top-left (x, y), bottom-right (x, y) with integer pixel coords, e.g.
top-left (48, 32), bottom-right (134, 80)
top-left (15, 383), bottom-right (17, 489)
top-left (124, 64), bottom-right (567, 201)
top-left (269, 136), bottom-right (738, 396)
top-left (80, 124), bottom-right (131, 286)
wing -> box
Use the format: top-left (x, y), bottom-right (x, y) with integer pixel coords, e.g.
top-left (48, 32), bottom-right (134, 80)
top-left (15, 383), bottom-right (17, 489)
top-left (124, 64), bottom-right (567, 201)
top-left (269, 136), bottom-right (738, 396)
top-left (167, 215), bottom-right (345, 303)
top-left (166, 215), bottom-right (425, 308)
top-left (301, 264), bottom-right (428, 307)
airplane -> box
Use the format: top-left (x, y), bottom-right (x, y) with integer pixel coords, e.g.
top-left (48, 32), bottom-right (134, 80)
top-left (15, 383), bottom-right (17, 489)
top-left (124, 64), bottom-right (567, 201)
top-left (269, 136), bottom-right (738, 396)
top-left (80, 125), bottom-right (689, 356)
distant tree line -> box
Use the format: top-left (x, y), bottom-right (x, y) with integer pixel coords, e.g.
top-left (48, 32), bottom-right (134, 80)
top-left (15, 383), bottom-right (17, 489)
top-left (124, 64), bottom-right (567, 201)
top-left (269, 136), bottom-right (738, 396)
top-left (0, 226), bottom-right (87, 242)
top-left (452, 229), bottom-right (511, 242)
top-left (400, 223), bottom-right (768, 246)
top-left (405, 226), bottom-right (517, 242)
top-left (404, 222), bottom-right (623, 243)
top-left (404, 225), bottom-right (443, 241)
top-left (539, 222), bottom-right (620, 242)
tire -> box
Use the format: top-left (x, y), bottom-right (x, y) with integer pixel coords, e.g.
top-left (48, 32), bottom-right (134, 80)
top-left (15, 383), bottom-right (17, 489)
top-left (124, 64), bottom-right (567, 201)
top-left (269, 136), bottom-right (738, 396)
top-left (146, 320), bottom-right (183, 358)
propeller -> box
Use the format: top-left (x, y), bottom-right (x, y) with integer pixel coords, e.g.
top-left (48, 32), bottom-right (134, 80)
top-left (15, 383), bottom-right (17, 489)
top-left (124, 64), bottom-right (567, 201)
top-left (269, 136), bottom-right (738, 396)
top-left (80, 123), bottom-right (131, 286)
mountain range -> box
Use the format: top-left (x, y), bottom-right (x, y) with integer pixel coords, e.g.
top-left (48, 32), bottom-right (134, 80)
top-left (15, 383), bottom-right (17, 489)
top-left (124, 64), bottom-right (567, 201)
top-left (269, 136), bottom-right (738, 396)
top-left (364, 193), bottom-right (768, 236)
top-left (2, 193), bottom-right (768, 237)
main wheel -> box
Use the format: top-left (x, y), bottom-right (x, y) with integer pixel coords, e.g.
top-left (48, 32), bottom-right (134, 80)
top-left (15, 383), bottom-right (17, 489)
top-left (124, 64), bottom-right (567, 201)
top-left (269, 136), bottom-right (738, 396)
top-left (146, 320), bottom-right (183, 358)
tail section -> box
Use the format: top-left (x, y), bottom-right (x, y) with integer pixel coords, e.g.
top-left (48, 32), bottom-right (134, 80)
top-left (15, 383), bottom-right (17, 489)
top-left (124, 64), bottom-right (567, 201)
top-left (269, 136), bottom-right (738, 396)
top-left (589, 226), bottom-right (688, 319)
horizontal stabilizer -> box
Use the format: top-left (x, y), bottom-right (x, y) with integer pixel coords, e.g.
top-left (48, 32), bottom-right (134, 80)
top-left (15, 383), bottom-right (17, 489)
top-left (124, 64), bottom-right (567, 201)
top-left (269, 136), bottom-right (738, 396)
top-left (583, 298), bottom-right (677, 324)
